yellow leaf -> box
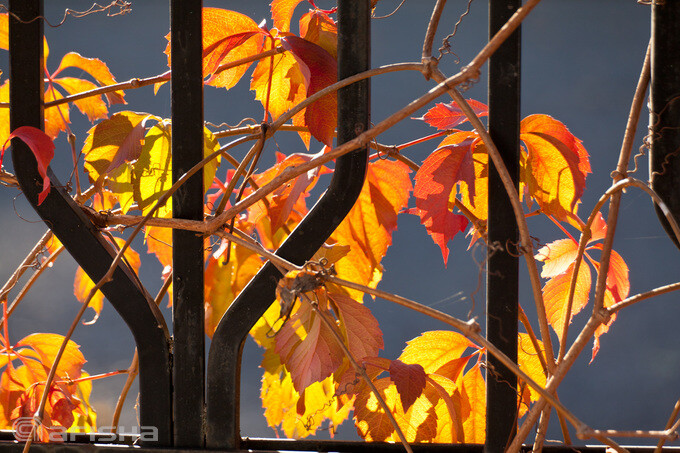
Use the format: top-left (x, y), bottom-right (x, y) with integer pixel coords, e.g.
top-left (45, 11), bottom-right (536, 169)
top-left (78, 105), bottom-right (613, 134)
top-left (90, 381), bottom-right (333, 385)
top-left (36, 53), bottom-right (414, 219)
top-left (399, 330), bottom-right (474, 374)
top-left (461, 364), bottom-right (485, 443)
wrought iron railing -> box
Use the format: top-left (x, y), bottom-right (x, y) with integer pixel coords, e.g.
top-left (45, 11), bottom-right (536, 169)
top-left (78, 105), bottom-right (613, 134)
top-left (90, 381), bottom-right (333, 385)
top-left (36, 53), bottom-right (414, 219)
top-left (4, 0), bottom-right (680, 452)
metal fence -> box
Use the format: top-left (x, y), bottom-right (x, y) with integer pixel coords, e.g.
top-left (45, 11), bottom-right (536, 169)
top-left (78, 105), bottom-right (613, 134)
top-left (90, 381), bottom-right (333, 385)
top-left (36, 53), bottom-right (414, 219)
top-left (4, 0), bottom-right (680, 452)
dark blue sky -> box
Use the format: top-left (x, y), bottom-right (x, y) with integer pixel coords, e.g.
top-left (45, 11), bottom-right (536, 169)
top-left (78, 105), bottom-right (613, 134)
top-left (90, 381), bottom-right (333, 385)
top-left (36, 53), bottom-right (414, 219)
top-left (0, 0), bottom-right (677, 446)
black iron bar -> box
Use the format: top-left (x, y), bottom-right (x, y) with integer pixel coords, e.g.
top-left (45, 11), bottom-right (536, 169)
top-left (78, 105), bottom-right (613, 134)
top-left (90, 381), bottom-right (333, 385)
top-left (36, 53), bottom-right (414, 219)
top-left (650, 0), bottom-right (680, 250)
top-left (486, 0), bottom-right (521, 451)
top-left (205, 0), bottom-right (370, 448)
top-left (170, 0), bottom-right (205, 447)
top-left (8, 0), bottom-right (172, 445)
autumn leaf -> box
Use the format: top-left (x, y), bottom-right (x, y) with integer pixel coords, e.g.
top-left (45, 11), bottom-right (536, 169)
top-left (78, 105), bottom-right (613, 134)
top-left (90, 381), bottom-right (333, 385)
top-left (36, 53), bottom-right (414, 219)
top-left (15, 333), bottom-right (86, 380)
top-left (354, 376), bottom-right (438, 442)
top-left (275, 300), bottom-right (344, 392)
top-left (461, 364), bottom-right (485, 443)
top-left (1, 126), bottom-right (55, 205)
top-left (398, 330), bottom-right (475, 374)
top-left (415, 99), bottom-right (488, 130)
top-left (331, 159), bottom-right (412, 300)
top-left (205, 237), bottom-right (263, 336)
top-left (271, 0), bottom-right (306, 32)
top-left (261, 348), bottom-right (353, 438)
top-left (164, 8), bottom-right (263, 90)
top-left (541, 261), bottom-right (591, 340)
top-left (52, 52), bottom-right (125, 106)
top-left (73, 237), bottom-right (140, 324)
top-left (409, 132), bottom-right (480, 265)
top-left (517, 333), bottom-right (547, 405)
top-left (280, 35), bottom-right (337, 147)
top-left (299, 9), bottom-right (337, 58)
top-left (387, 360), bottom-right (427, 412)
top-left (520, 114), bottom-right (591, 223)
top-left (591, 247), bottom-right (629, 361)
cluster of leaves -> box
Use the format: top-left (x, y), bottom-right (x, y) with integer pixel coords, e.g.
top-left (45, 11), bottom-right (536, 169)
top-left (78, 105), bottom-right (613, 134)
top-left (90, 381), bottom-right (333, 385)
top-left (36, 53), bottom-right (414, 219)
top-left (0, 0), bottom-right (633, 445)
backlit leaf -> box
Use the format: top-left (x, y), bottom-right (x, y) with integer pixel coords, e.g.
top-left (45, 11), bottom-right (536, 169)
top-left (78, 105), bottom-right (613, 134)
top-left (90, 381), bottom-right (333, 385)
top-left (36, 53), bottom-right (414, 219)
top-left (299, 10), bottom-right (337, 58)
top-left (591, 248), bottom-right (629, 361)
top-left (520, 114), bottom-right (590, 222)
top-left (542, 261), bottom-right (591, 340)
top-left (415, 99), bottom-right (488, 130)
top-left (535, 238), bottom-right (579, 278)
top-left (73, 237), bottom-right (140, 324)
top-left (331, 159), bottom-right (412, 300)
top-left (388, 360), bottom-right (426, 412)
top-left (328, 292), bottom-right (383, 362)
top-left (354, 376), bottom-right (438, 442)
top-left (399, 330), bottom-right (475, 374)
top-left (15, 333), bottom-right (85, 381)
top-left (53, 52), bottom-right (125, 105)
top-left (281, 35), bottom-right (337, 147)
top-left (409, 133), bottom-right (479, 265)
top-left (271, 0), bottom-right (305, 32)
top-left (165, 8), bottom-right (263, 90)
top-left (275, 301), bottom-right (344, 392)
top-left (50, 77), bottom-right (107, 122)
top-left (461, 364), bottom-right (485, 443)
top-left (517, 333), bottom-right (547, 404)
top-left (3, 126), bottom-right (55, 205)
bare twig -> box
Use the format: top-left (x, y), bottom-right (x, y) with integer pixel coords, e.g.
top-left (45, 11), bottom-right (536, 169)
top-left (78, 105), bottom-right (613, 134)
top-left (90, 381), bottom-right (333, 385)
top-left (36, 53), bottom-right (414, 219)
top-left (0, 230), bottom-right (54, 303)
top-left (657, 397), bottom-right (680, 453)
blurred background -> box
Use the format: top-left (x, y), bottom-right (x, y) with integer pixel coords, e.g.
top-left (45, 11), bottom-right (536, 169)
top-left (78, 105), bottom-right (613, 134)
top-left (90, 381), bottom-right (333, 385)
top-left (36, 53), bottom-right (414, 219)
top-left (0, 0), bottom-right (677, 447)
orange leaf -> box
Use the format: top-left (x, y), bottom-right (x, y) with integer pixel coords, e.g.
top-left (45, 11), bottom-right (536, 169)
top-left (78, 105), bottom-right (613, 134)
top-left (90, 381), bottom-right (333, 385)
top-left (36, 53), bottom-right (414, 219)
top-left (398, 330), bottom-right (476, 374)
top-left (409, 133), bottom-right (478, 265)
top-left (591, 248), bottom-right (629, 361)
top-left (331, 159), bottom-right (412, 299)
top-left (204, 239), bottom-right (263, 336)
top-left (271, 0), bottom-right (306, 32)
top-left (535, 238), bottom-right (579, 278)
top-left (166, 8), bottom-right (263, 90)
top-left (275, 302), bottom-right (344, 392)
top-left (15, 333), bottom-right (85, 382)
top-left (415, 99), bottom-right (488, 130)
top-left (2, 126), bottom-right (55, 205)
top-left (52, 77), bottom-right (108, 122)
top-left (281, 35), bottom-right (337, 147)
top-left (461, 364), bottom-right (485, 443)
top-left (44, 86), bottom-right (70, 140)
top-left (542, 261), bottom-right (591, 340)
top-left (520, 114), bottom-right (590, 222)
top-left (73, 237), bottom-right (140, 324)
top-left (299, 10), bottom-right (337, 58)
top-left (53, 52), bottom-right (125, 105)
top-left (517, 333), bottom-right (547, 405)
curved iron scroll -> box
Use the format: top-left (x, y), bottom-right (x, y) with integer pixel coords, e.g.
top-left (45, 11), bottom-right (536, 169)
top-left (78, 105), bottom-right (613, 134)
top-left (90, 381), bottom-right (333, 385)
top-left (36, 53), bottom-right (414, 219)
top-left (8, 1), bottom-right (173, 445)
top-left (205, 0), bottom-right (371, 448)
top-left (651, 0), bottom-right (680, 250)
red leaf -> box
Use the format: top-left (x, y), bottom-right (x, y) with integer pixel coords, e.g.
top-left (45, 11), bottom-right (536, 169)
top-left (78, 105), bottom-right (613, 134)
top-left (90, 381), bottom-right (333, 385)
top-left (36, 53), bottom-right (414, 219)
top-left (204, 30), bottom-right (263, 85)
top-left (2, 126), bottom-right (55, 205)
top-left (415, 99), bottom-right (488, 130)
top-left (281, 35), bottom-right (337, 147)
top-left (388, 360), bottom-right (426, 412)
top-left (409, 136), bottom-right (477, 265)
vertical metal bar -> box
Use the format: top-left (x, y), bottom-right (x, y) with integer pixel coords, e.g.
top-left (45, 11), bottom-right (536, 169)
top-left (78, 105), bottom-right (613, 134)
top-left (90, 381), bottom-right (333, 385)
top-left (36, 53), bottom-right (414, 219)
top-left (9, 1), bottom-right (173, 446)
top-left (8, 0), bottom-right (43, 133)
top-left (650, 0), bottom-right (680, 249)
top-left (486, 0), bottom-right (520, 451)
top-left (205, 1), bottom-right (369, 448)
top-left (170, 0), bottom-right (205, 447)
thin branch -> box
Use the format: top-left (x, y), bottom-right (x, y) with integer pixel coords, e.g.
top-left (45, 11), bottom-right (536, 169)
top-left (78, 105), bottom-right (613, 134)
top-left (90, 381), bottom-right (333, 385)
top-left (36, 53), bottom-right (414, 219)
top-left (657, 399), bottom-right (680, 453)
top-left (421, 0), bottom-right (447, 77)
top-left (0, 230), bottom-right (54, 303)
